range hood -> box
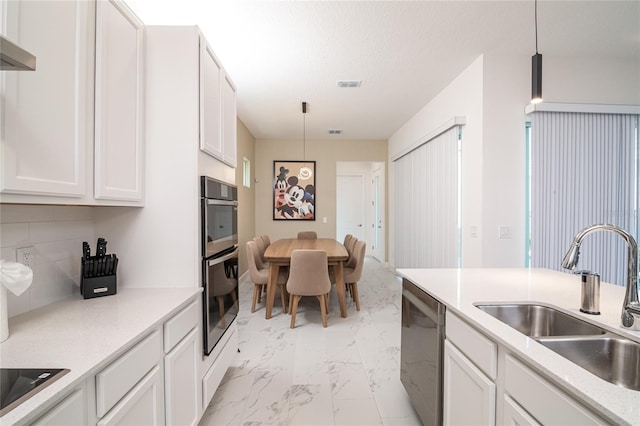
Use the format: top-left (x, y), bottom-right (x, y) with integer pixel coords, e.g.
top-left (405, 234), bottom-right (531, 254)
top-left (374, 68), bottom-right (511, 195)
top-left (0, 35), bottom-right (36, 71)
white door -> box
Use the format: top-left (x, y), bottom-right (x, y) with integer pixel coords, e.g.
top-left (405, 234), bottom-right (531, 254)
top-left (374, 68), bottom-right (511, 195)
top-left (371, 166), bottom-right (385, 262)
top-left (336, 175), bottom-right (365, 243)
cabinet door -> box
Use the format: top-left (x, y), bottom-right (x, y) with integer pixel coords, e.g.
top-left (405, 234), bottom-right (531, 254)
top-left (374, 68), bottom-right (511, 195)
top-left (94, 0), bottom-right (144, 201)
top-left (443, 340), bottom-right (496, 425)
top-left (31, 388), bottom-right (86, 426)
top-left (222, 74), bottom-right (237, 167)
top-left (503, 395), bottom-right (541, 426)
top-left (200, 37), bottom-right (223, 159)
top-left (1, 0), bottom-right (93, 197)
top-left (164, 328), bottom-right (199, 426)
top-left (97, 365), bottom-right (164, 426)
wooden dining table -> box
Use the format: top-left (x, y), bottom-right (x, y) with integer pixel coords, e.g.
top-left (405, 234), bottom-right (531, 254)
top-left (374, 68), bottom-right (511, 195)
top-left (263, 238), bottom-right (349, 319)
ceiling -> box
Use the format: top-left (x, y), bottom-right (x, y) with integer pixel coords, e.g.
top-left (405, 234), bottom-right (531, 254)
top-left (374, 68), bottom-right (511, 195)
top-left (130, 0), bottom-right (640, 141)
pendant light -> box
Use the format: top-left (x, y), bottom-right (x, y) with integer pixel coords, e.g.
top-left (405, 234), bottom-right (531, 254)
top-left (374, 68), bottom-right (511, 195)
top-left (531, 0), bottom-right (543, 104)
top-left (299, 102), bottom-right (313, 180)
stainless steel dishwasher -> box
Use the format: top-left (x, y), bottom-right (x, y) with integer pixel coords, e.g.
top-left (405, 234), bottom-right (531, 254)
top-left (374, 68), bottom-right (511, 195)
top-left (401, 278), bottom-right (446, 426)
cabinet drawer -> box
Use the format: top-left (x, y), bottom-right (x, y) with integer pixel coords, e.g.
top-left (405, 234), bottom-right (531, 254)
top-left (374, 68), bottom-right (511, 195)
top-left (446, 312), bottom-right (497, 379)
top-left (32, 388), bottom-right (86, 425)
top-left (203, 325), bottom-right (238, 408)
top-left (96, 330), bottom-right (162, 418)
top-left (504, 355), bottom-right (604, 425)
top-left (164, 300), bottom-right (198, 353)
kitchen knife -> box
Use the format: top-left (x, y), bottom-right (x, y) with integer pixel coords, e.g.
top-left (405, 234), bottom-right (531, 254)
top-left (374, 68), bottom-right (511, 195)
top-left (97, 238), bottom-right (107, 257)
top-left (82, 241), bottom-right (91, 260)
top-left (105, 255), bottom-right (112, 276)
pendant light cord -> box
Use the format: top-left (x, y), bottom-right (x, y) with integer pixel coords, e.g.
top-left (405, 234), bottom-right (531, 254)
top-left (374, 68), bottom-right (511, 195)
top-left (303, 110), bottom-right (306, 161)
top-left (534, 0), bottom-right (539, 53)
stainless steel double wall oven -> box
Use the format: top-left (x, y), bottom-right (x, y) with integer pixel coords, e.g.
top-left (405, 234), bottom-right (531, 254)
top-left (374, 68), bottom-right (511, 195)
top-left (201, 176), bottom-right (239, 355)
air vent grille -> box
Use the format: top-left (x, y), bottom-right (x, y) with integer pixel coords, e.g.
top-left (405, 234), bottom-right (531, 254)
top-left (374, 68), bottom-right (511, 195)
top-left (336, 80), bottom-right (361, 88)
top-left (328, 129), bottom-right (342, 135)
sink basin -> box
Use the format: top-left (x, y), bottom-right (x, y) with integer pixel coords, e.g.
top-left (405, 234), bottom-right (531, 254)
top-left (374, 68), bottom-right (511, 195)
top-left (538, 337), bottom-right (640, 391)
top-left (475, 303), bottom-right (606, 337)
top-left (475, 302), bottom-right (640, 391)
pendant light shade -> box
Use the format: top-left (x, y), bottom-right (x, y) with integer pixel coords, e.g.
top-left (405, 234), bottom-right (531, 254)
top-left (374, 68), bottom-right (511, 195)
top-left (531, 53), bottom-right (543, 104)
top-left (530, 0), bottom-right (543, 104)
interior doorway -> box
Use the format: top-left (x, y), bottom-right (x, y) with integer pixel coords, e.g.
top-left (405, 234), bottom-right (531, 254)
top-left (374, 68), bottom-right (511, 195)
top-left (336, 161), bottom-right (386, 263)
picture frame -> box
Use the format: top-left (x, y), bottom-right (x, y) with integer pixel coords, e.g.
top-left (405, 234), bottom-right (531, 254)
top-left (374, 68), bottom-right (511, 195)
top-left (273, 160), bottom-right (316, 220)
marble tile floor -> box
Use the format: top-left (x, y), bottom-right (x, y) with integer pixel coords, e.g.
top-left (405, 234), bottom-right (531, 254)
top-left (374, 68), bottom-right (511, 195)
top-left (199, 257), bottom-right (422, 426)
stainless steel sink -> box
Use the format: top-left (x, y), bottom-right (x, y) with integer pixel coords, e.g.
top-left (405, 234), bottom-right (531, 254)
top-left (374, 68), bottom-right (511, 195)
top-left (537, 337), bottom-right (640, 391)
top-left (475, 303), bottom-right (606, 337)
top-left (475, 302), bottom-right (640, 391)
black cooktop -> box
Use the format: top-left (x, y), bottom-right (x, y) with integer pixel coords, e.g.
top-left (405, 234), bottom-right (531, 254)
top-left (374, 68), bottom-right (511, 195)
top-left (0, 368), bottom-right (69, 417)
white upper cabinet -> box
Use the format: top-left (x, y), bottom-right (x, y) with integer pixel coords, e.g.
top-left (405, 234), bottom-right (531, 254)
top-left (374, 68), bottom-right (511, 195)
top-left (200, 39), bottom-right (223, 160)
top-left (1, 0), bottom-right (94, 197)
top-left (222, 74), bottom-right (237, 167)
top-left (0, 0), bottom-right (144, 205)
top-left (94, 0), bottom-right (144, 201)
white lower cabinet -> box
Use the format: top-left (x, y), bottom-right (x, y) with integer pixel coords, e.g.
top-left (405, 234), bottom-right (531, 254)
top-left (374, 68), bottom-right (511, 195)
top-left (443, 340), bottom-right (496, 425)
top-left (442, 311), bottom-right (607, 426)
top-left (97, 365), bottom-right (164, 426)
top-left (504, 355), bottom-right (605, 425)
top-left (163, 301), bottom-right (199, 426)
top-left (31, 388), bottom-right (87, 425)
top-left (503, 395), bottom-right (540, 426)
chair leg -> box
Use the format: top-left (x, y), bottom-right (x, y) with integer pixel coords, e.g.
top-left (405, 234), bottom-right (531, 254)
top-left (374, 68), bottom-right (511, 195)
top-left (290, 295), bottom-right (301, 328)
top-left (351, 282), bottom-right (360, 311)
top-left (251, 284), bottom-right (260, 313)
top-left (318, 295), bottom-right (328, 328)
top-left (280, 285), bottom-right (288, 314)
top-left (257, 283), bottom-right (263, 304)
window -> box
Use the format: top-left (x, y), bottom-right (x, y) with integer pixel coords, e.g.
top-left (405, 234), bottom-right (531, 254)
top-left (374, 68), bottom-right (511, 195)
top-left (242, 157), bottom-right (251, 188)
top-left (527, 111), bottom-right (639, 286)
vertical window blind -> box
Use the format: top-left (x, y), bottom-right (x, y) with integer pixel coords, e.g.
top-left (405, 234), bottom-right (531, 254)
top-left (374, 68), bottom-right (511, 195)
top-left (530, 112), bottom-right (639, 286)
top-left (394, 126), bottom-right (460, 268)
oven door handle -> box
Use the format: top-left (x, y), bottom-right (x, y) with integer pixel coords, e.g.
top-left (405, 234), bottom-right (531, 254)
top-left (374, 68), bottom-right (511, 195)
top-left (207, 199), bottom-right (238, 207)
top-left (207, 247), bottom-right (239, 267)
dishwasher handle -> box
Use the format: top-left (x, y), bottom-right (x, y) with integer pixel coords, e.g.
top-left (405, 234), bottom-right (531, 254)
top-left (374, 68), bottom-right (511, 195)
top-left (402, 288), bottom-right (445, 325)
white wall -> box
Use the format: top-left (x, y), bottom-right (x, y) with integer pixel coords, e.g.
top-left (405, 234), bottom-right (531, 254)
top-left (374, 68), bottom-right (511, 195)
top-left (388, 54), bottom-right (640, 269)
top-left (1, 205), bottom-right (94, 317)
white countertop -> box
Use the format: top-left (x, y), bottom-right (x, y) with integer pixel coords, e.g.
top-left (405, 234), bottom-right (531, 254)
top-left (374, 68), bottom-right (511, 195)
top-left (0, 287), bottom-right (201, 425)
top-left (397, 268), bottom-right (640, 426)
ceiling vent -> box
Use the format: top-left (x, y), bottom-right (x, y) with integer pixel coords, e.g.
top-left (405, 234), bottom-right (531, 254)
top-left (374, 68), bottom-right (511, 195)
top-left (328, 129), bottom-right (342, 135)
top-left (336, 80), bottom-right (361, 88)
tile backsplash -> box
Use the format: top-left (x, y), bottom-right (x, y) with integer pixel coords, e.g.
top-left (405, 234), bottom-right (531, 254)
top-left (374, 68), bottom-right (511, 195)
top-left (1, 205), bottom-right (95, 318)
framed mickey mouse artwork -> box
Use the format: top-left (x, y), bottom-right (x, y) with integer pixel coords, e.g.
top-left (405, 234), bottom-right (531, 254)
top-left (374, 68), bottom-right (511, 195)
top-left (273, 160), bottom-right (316, 220)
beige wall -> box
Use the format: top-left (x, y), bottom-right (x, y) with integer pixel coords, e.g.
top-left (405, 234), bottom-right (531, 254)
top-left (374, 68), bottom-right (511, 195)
top-left (235, 119), bottom-right (256, 277)
top-left (254, 138), bottom-right (388, 244)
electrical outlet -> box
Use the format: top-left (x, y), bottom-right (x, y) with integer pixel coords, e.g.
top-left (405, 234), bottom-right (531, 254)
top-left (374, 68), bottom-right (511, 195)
top-left (16, 246), bottom-right (35, 269)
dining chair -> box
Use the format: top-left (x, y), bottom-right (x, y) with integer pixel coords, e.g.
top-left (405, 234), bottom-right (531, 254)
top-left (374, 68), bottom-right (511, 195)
top-left (297, 231), bottom-right (318, 239)
top-left (246, 241), bottom-right (288, 313)
top-left (252, 237), bottom-right (269, 269)
top-left (260, 234), bottom-right (271, 248)
top-left (345, 236), bottom-right (358, 269)
top-left (286, 249), bottom-right (331, 328)
top-left (344, 240), bottom-right (366, 311)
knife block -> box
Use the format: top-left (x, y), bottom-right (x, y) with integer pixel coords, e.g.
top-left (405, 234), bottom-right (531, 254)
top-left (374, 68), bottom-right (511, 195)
top-left (81, 275), bottom-right (117, 299)
top-left (80, 257), bottom-right (117, 299)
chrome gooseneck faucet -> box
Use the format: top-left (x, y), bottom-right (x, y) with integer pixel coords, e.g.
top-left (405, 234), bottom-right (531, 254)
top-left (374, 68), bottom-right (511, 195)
top-left (561, 224), bottom-right (640, 330)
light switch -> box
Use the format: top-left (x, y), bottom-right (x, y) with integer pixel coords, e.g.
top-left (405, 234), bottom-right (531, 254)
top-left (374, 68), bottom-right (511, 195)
top-left (323, 217), bottom-right (328, 224)
top-left (499, 226), bottom-right (512, 239)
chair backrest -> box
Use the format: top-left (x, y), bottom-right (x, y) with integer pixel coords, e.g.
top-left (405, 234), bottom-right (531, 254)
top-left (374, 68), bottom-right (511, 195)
top-left (260, 234), bottom-right (271, 247)
top-left (345, 240), bottom-right (366, 283)
top-left (345, 236), bottom-right (358, 268)
top-left (343, 234), bottom-right (353, 247)
top-left (246, 241), bottom-right (268, 284)
top-left (297, 231), bottom-right (318, 239)
top-left (287, 249), bottom-right (331, 295)
top-left (252, 237), bottom-right (268, 266)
